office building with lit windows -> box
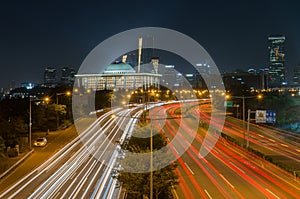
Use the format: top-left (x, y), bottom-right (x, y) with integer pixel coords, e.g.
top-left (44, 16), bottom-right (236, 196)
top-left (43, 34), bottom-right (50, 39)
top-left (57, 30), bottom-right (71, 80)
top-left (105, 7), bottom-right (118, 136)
top-left (44, 67), bottom-right (57, 84)
top-left (61, 67), bottom-right (76, 84)
top-left (293, 64), bottom-right (300, 86)
top-left (268, 35), bottom-right (286, 87)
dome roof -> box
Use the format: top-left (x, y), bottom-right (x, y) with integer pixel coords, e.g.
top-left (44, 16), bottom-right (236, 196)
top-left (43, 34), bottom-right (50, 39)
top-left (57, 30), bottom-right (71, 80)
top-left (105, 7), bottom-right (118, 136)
top-left (105, 62), bottom-right (134, 71)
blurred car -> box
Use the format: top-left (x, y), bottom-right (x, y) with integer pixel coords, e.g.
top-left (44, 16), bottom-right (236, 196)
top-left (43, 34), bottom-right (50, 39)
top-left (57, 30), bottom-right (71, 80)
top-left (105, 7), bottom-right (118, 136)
top-left (33, 137), bottom-right (47, 147)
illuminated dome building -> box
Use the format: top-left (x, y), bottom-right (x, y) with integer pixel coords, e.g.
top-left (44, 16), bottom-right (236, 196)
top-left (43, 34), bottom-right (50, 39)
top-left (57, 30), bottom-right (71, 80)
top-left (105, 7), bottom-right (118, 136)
top-left (74, 62), bottom-right (161, 91)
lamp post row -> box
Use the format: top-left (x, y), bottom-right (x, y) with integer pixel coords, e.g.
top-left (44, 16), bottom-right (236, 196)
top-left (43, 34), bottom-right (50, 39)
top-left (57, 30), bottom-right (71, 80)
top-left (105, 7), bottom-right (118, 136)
top-left (56, 91), bottom-right (71, 129)
top-left (29, 97), bottom-right (49, 150)
top-left (226, 94), bottom-right (262, 146)
top-left (29, 91), bottom-right (71, 149)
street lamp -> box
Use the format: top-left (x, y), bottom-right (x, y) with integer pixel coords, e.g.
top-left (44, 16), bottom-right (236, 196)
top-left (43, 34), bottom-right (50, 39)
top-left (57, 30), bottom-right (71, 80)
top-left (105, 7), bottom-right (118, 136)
top-left (56, 91), bottom-right (71, 104)
top-left (56, 91), bottom-right (71, 129)
top-left (150, 126), bottom-right (153, 199)
top-left (225, 94), bottom-right (262, 146)
top-left (140, 88), bottom-right (153, 199)
top-left (233, 104), bottom-right (240, 118)
top-left (29, 96), bottom-right (49, 150)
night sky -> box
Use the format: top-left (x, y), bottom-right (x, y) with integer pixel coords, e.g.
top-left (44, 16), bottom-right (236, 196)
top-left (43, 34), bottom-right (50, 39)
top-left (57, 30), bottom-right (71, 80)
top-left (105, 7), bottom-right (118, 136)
top-left (1, 0), bottom-right (300, 89)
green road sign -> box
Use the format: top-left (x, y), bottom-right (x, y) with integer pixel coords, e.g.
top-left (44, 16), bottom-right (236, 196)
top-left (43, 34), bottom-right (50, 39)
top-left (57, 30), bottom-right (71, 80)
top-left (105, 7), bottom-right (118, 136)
top-left (224, 101), bottom-right (233, 107)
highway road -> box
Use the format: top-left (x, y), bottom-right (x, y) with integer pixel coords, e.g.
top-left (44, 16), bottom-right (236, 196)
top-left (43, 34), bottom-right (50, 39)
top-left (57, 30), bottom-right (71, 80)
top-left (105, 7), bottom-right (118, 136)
top-left (1, 100), bottom-right (299, 199)
top-left (196, 103), bottom-right (300, 170)
top-left (151, 101), bottom-right (300, 198)
top-left (0, 106), bottom-right (143, 199)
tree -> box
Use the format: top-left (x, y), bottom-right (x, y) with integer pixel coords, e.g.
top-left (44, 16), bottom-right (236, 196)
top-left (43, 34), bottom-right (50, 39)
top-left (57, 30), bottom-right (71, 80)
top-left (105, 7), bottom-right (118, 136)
top-left (33, 105), bottom-right (47, 131)
top-left (0, 98), bottom-right (29, 147)
top-left (0, 118), bottom-right (9, 139)
top-left (248, 93), bottom-right (298, 126)
top-left (11, 117), bottom-right (28, 135)
top-left (55, 104), bottom-right (67, 127)
top-left (32, 103), bottom-right (67, 131)
top-left (95, 90), bottom-right (116, 109)
top-left (127, 126), bottom-right (167, 151)
top-left (0, 117), bottom-right (16, 147)
top-left (72, 104), bottom-right (86, 119)
top-left (116, 126), bottom-right (178, 199)
top-left (0, 136), bottom-right (5, 153)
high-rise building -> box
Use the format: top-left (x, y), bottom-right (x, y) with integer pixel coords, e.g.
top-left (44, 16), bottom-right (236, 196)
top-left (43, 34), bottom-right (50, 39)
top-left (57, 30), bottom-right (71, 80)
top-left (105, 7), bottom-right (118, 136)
top-left (268, 35), bottom-right (286, 87)
top-left (44, 67), bottom-right (57, 84)
top-left (222, 69), bottom-right (268, 94)
top-left (61, 67), bottom-right (76, 83)
top-left (9, 80), bottom-right (16, 91)
top-left (194, 63), bottom-right (211, 89)
top-left (160, 65), bottom-right (177, 89)
top-left (293, 64), bottom-right (300, 86)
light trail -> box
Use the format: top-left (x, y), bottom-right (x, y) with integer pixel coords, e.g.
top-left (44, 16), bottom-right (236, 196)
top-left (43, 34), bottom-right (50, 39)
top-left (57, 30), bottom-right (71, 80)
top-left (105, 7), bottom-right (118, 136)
top-left (1, 107), bottom-right (140, 199)
top-left (151, 102), bottom-right (300, 198)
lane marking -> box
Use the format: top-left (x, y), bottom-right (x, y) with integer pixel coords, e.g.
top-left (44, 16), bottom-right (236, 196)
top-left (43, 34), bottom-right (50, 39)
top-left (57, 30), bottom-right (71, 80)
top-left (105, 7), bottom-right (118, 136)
top-left (213, 149), bottom-right (219, 154)
top-left (173, 147), bottom-right (179, 154)
top-left (70, 171), bottom-right (77, 180)
top-left (280, 143), bottom-right (289, 148)
top-left (171, 185), bottom-right (179, 199)
top-left (219, 174), bottom-right (235, 189)
top-left (229, 161), bottom-right (245, 174)
top-left (204, 189), bottom-right (213, 199)
top-left (266, 188), bottom-right (281, 199)
top-left (258, 134), bottom-right (264, 138)
top-left (184, 162), bottom-right (194, 175)
top-left (53, 191), bottom-right (61, 199)
top-left (268, 138), bottom-right (275, 142)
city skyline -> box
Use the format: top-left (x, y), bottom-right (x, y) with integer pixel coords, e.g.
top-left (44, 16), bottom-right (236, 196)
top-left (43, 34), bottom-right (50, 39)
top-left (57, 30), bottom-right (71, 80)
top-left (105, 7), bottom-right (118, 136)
top-left (1, 1), bottom-right (300, 196)
top-left (1, 0), bottom-right (300, 89)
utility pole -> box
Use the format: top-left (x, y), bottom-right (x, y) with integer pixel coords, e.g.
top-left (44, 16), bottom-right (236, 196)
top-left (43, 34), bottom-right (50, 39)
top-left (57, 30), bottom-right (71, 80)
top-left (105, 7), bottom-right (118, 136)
top-left (29, 97), bottom-right (49, 149)
top-left (247, 109), bottom-right (251, 148)
top-left (150, 127), bottom-right (153, 199)
top-left (246, 109), bottom-right (256, 148)
top-left (242, 95), bottom-right (245, 146)
top-left (226, 94), bottom-right (262, 147)
top-left (29, 97), bottom-right (32, 150)
top-left (56, 91), bottom-right (71, 129)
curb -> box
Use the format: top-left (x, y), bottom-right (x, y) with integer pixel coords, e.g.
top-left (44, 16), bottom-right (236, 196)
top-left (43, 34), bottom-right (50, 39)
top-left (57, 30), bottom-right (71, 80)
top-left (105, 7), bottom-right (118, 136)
top-left (0, 149), bottom-right (34, 179)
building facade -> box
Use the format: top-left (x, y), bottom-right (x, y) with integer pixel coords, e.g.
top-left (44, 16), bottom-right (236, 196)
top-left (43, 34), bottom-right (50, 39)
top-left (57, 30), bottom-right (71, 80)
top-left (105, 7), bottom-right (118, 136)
top-left (293, 64), bottom-right (300, 86)
top-left (222, 70), bottom-right (266, 93)
top-left (268, 35), bottom-right (286, 87)
top-left (61, 67), bottom-right (76, 83)
top-left (74, 62), bottom-right (161, 91)
top-left (44, 67), bottom-right (57, 84)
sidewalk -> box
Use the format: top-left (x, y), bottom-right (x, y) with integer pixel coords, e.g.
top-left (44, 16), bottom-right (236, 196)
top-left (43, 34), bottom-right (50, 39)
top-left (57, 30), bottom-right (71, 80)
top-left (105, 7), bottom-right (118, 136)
top-left (0, 149), bottom-right (31, 175)
top-left (0, 149), bottom-right (34, 179)
top-left (0, 125), bottom-right (79, 192)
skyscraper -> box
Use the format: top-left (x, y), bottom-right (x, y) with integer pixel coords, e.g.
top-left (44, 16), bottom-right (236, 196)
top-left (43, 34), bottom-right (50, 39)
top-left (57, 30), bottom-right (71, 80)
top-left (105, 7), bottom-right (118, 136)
top-left (44, 67), bottom-right (57, 84)
top-left (61, 67), bottom-right (76, 83)
top-left (268, 35), bottom-right (286, 87)
top-left (293, 64), bottom-right (300, 86)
